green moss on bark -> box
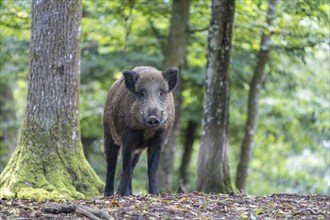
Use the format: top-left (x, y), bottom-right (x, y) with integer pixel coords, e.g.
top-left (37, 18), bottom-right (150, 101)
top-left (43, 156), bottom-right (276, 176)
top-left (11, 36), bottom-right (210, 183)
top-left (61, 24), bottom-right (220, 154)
top-left (0, 119), bottom-right (104, 200)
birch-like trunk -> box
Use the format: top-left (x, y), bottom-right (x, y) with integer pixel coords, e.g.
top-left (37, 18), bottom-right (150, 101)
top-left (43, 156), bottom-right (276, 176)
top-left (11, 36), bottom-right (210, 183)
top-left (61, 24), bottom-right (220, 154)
top-left (196, 0), bottom-right (235, 193)
top-left (236, 0), bottom-right (278, 192)
top-left (0, 0), bottom-right (103, 200)
top-left (158, 0), bottom-right (190, 193)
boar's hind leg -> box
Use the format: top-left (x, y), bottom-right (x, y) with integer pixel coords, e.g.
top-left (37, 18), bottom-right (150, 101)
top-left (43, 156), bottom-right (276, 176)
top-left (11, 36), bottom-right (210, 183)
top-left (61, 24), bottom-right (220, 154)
top-left (104, 134), bottom-right (120, 197)
top-left (128, 152), bottom-right (142, 195)
top-left (147, 132), bottom-right (166, 195)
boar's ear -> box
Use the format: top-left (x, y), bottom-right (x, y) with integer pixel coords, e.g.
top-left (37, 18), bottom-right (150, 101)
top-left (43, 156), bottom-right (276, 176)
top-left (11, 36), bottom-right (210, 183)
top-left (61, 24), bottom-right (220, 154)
top-left (123, 70), bottom-right (139, 92)
top-left (162, 67), bottom-right (179, 91)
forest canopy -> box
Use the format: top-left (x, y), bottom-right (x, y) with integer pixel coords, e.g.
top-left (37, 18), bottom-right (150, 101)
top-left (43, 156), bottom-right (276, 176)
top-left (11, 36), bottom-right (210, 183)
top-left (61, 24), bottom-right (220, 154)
top-left (0, 0), bottom-right (329, 196)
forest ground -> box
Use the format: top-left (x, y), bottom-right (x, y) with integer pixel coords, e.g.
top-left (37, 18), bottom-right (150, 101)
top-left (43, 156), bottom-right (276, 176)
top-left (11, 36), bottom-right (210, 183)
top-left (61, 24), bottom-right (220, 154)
top-left (0, 192), bottom-right (329, 219)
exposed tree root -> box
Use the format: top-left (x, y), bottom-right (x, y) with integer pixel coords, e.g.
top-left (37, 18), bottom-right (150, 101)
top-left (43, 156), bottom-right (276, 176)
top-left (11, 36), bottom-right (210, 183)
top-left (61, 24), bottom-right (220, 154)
top-left (42, 203), bottom-right (113, 220)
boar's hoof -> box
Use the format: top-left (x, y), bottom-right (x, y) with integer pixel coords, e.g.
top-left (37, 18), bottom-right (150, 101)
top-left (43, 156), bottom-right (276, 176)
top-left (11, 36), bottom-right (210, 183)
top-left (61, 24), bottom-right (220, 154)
top-left (146, 116), bottom-right (160, 128)
top-left (116, 191), bottom-right (131, 197)
top-left (104, 191), bottom-right (113, 198)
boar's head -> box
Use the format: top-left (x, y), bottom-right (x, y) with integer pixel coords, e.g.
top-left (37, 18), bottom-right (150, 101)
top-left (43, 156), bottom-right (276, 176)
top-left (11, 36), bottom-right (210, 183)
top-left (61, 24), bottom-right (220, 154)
top-left (123, 66), bottom-right (179, 129)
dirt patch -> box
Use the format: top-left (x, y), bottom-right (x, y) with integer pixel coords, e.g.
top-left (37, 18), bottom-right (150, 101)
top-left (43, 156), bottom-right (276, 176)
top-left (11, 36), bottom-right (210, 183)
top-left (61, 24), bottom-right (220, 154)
top-left (1, 192), bottom-right (329, 219)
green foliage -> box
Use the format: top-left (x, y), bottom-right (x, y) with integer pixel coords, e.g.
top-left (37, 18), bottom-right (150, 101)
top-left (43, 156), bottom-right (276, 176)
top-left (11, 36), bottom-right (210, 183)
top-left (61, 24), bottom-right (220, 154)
top-left (0, 0), bottom-right (30, 171)
top-left (245, 50), bottom-right (329, 195)
top-left (230, 0), bottom-right (329, 195)
top-left (0, 0), bottom-right (328, 195)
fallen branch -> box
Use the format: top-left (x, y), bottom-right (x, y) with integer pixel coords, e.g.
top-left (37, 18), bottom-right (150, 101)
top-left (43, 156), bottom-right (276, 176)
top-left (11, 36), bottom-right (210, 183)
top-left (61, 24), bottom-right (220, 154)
top-left (75, 204), bottom-right (113, 220)
top-left (42, 203), bottom-right (113, 220)
top-left (41, 204), bottom-right (75, 214)
top-left (74, 205), bottom-right (101, 220)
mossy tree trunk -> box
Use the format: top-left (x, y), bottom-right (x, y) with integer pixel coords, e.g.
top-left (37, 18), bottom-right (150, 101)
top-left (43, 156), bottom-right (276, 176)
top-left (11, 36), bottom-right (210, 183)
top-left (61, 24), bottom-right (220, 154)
top-left (236, 0), bottom-right (278, 192)
top-left (196, 0), bottom-right (235, 193)
top-left (0, 0), bottom-right (103, 200)
top-left (158, 0), bottom-right (191, 192)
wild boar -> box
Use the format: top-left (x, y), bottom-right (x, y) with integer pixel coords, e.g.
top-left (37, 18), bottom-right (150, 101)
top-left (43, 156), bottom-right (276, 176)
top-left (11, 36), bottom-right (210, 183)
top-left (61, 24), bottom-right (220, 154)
top-left (103, 66), bottom-right (179, 196)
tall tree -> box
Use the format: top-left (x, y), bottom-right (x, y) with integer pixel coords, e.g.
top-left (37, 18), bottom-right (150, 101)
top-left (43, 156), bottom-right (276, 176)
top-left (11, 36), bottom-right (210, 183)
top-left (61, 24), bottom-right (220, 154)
top-left (196, 0), bottom-right (235, 193)
top-left (158, 0), bottom-right (190, 192)
top-left (0, 0), bottom-right (103, 200)
top-left (0, 83), bottom-right (17, 170)
top-left (235, 0), bottom-right (278, 192)
top-left (179, 120), bottom-right (198, 188)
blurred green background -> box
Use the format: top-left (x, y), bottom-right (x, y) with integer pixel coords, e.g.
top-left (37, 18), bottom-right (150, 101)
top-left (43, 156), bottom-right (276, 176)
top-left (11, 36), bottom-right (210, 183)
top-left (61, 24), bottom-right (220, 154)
top-left (0, 0), bottom-right (329, 195)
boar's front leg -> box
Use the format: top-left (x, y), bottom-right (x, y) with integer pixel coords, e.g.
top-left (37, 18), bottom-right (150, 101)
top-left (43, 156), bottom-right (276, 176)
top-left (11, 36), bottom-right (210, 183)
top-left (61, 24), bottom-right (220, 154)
top-left (147, 132), bottom-right (166, 195)
top-left (147, 146), bottom-right (161, 195)
top-left (117, 145), bottom-right (133, 196)
top-left (117, 130), bottom-right (142, 196)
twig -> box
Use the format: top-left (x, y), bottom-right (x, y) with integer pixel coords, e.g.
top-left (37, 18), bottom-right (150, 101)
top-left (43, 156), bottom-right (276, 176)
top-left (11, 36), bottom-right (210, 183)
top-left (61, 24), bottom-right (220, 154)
top-left (179, 179), bottom-right (188, 194)
top-left (189, 27), bottom-right (208, 34)
top-left (270, 193), bottom-right (299, 197)
top-left (293, 208), bottom-right (326, 217)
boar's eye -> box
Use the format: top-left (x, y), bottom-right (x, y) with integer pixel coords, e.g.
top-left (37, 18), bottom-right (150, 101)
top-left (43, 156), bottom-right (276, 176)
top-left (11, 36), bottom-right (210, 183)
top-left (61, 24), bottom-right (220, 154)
top-left (159, 90), bottom-right (166, 100)
top-left (138, 90), bottom-right (147, 100)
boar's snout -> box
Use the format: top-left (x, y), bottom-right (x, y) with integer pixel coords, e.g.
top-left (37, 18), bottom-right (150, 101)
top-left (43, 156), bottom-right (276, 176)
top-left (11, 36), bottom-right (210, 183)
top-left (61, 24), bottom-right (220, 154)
top-left (145, 115), bottom-right (160, 128)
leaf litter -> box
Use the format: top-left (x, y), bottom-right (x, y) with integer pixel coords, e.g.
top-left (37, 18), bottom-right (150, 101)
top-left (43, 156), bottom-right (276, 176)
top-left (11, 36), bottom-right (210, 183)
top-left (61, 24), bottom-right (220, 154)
top-left (0, 192), bottom-right (329, 219)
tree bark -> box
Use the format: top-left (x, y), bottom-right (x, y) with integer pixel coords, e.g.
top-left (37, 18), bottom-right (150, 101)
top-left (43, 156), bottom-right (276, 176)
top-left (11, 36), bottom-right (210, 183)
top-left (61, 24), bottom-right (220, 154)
top-left (235, 0), bottom-right (278, 192)
top-left (179, 120), bottom-right (198, 187)
top-left (158, 0), bottom-right (190, 192)
top-left (0, 0), bottom-right (103, 200)
top-left (196, 0), bottom-right (235, 193)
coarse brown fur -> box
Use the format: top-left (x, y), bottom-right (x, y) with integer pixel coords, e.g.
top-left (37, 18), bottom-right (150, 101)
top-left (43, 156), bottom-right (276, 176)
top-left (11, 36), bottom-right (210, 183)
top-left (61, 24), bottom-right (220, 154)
top-left (103, 66), bottom-right (179, 196)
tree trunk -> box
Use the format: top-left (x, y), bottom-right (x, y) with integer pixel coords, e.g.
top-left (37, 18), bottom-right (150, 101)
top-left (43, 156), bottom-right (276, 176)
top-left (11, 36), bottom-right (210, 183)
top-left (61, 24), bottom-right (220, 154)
top-left (179, 120), bottom-right (198, 187)
top-left (158, 0), bottom-right (190, 192)
top-left (0, 0), bottom-right (103, 200)
top-left (235, 0), bottom-right (278, 192)
top-left (0, 83), bottom-right (17, 171)
top-left (196, 0), bottom-right (235, 193)
top-left (81, 136), bottom-right (98, 162)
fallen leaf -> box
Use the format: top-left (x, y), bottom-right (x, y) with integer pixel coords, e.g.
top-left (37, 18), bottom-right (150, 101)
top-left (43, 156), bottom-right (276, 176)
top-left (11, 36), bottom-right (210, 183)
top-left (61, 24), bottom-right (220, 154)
top-left (111, 200), bottom-right (120, 207)
top-left (178, 197), bottom-right (189, 203)
top-left (255, 207), bottom-right (263, 215)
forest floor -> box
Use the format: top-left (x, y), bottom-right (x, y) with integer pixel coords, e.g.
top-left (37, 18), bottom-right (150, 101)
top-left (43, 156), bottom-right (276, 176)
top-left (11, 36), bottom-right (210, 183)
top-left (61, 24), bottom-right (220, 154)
top-left (0, 192), bottom-right (329, 219)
